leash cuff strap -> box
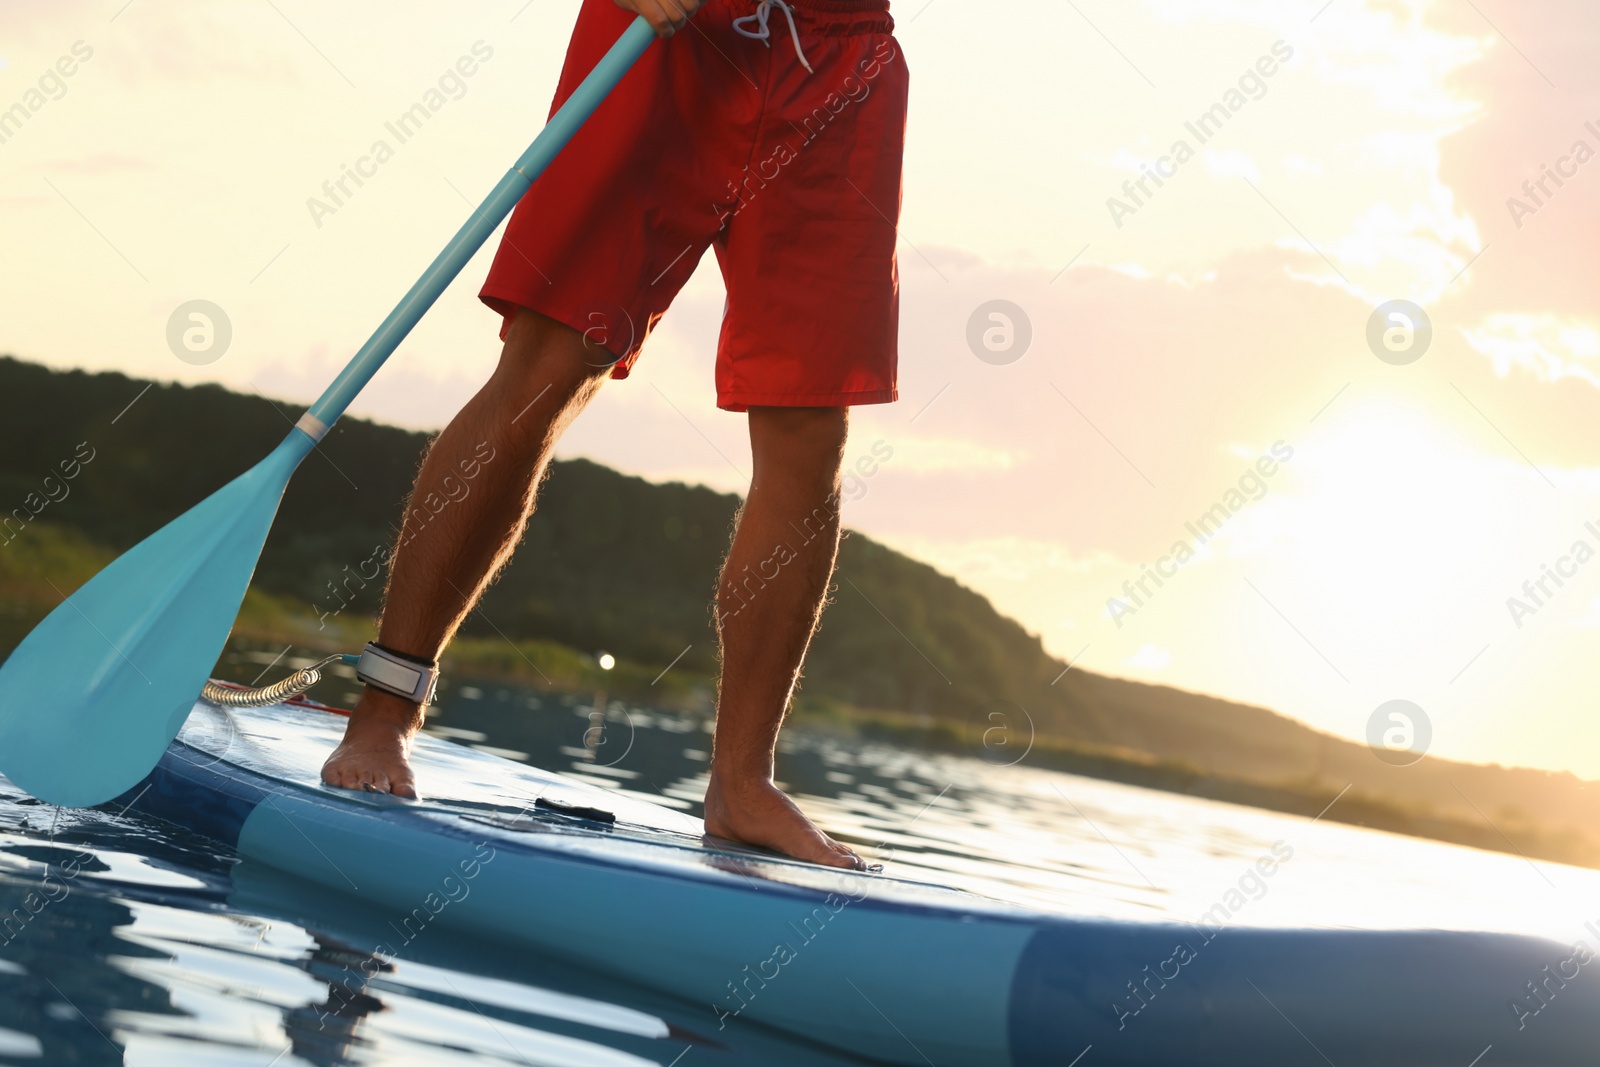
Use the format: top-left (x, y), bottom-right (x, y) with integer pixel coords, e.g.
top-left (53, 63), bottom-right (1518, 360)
top-left (355, 643), bottom-right (439, 705)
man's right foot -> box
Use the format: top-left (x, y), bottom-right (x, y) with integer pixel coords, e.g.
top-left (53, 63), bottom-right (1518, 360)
top-left (704, 769), bottom-right (867, 870)
top-left (320, 692), bottom-right (423, 798)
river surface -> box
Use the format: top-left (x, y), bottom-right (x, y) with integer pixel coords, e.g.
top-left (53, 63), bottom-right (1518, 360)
top-left (2, 671), bottom-right (1597, 1065)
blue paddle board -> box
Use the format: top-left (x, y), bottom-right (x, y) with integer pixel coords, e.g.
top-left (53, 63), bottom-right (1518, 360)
top-left (125, 696), bottom-right (1598, 1066)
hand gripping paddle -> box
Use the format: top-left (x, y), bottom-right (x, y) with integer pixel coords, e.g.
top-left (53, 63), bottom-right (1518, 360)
top-left (0, 17), bottom-right (659, 807)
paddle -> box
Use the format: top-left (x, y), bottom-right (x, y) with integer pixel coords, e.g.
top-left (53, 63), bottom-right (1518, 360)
top-left (0, 17), bottom-right (660, 808)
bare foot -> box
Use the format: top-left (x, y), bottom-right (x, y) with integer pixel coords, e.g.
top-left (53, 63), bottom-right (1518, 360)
top-left (320, 691), bottom-right (423, 799)
top-left (704, 769), bottom-right (865, 870)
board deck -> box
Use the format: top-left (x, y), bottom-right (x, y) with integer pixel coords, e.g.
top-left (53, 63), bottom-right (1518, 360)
top-left (170, 699), bottom-right (999, 909)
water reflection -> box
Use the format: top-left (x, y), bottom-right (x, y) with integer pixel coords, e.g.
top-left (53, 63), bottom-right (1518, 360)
top-left (287, 935), bottom-right (389, 1067)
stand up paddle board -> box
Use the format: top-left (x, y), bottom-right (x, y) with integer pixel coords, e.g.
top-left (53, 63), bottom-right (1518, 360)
top-left (125, 696), bottom-right (1598, 1067)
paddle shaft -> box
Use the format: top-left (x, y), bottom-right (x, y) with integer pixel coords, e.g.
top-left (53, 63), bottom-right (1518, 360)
top-left (298, 15), bottom-right (658, 438)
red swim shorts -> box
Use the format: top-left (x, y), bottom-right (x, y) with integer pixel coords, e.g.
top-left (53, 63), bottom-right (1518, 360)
top-left (479, 0), bottom-right (908, 411)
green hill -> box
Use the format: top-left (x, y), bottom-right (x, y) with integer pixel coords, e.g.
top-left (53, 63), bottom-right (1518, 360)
top-left (0, 355), bottom-right (1067, 721)
top-left (3, 356), bottom-right (1598, 867)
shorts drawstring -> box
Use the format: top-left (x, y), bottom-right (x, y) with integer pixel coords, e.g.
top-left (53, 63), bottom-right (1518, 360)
top-left (733, 0), bottom-right (814, 74)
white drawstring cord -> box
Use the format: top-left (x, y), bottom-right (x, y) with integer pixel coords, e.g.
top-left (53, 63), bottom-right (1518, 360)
top-left (733, 0), bottom-right (814, 74)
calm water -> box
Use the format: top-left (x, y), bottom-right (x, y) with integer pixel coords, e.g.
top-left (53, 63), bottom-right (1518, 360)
top-left (3, 671), bottom-right (1599, 1065)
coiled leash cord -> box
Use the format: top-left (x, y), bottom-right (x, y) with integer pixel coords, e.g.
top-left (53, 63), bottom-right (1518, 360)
top-left (200, 653), bottom-right (357, 709)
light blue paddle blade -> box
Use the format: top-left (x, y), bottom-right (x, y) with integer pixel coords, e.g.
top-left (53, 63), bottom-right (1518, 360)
top-left (0, 16), bottom-right (658, 808)
top-left (0, 432), bottom-right (315, 807)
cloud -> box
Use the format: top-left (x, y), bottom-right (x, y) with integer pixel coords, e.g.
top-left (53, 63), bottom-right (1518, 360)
top-left (1204, 148), bottom-right (1261, 184)
top-left (1463, 313), bottom-right (1600, 390)
top-left (1124, 644), bottom-right (1172, 670)
top-left (1430, 0), bottom-right (1600, 315)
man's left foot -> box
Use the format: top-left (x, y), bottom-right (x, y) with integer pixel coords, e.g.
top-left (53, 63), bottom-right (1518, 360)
top-left (321, 690), bottom-right (423, 798)
top-left (704, 770), bottom-right (866, 870)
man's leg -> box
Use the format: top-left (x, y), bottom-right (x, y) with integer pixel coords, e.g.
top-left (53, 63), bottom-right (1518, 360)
top-left (703, 406), bottom-right (865, 870)
top-left (322, 308), bottom-right (611, 796)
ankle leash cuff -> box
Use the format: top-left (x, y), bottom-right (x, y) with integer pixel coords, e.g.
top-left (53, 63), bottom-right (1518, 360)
top-left (355, 643), bottom-right (439, 705)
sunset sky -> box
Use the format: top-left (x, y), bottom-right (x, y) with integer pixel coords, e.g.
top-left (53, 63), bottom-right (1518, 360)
top-left (5, 0), bottom-right (1600, 776)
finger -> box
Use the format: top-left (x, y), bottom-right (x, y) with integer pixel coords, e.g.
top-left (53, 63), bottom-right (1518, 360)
top-left (660, 0), bottom-right (692, 27)
top-left (641, 0), bottom-right (680, 36)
